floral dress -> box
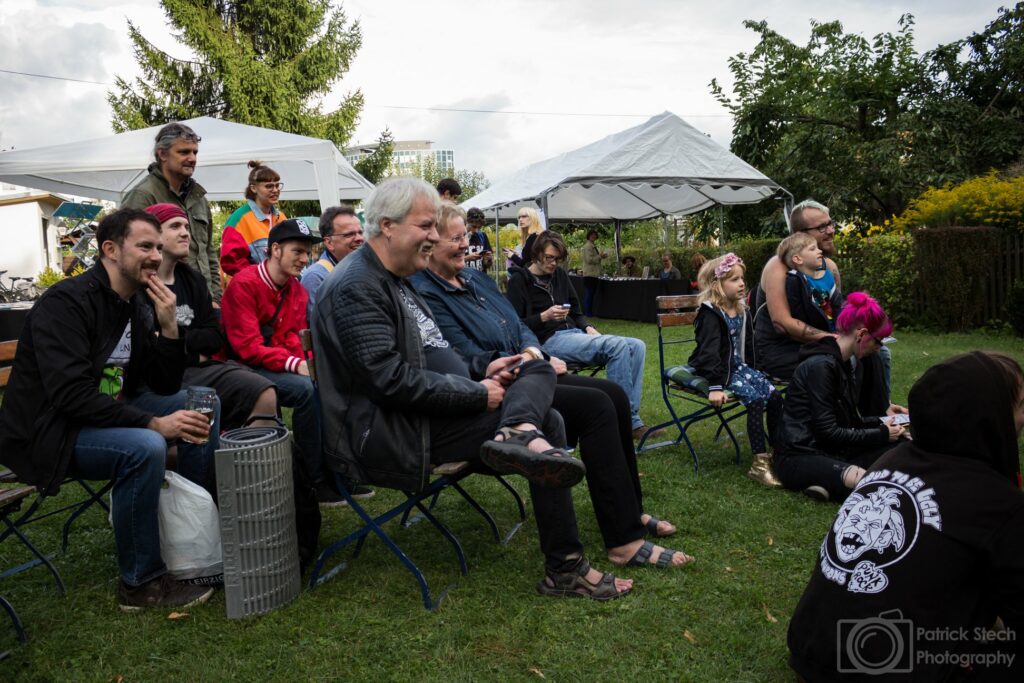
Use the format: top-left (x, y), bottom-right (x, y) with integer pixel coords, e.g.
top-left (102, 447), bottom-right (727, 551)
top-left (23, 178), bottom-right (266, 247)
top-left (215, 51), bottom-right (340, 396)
top-left (725, 311), bottom-right (775, 405)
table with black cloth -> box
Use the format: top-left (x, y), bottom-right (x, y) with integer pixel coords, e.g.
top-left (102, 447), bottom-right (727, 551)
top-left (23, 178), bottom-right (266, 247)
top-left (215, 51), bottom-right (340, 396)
top-left (568, 275), bottom-right (693, 323)
top-left (0, 302), bottom-right (33, 341)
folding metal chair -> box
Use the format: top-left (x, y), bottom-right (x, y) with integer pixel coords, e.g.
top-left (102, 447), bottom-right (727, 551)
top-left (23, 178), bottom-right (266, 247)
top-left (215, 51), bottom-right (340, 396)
top-left (636, 295), bottom-right (745, 472)
top-left (299, 330), bottom-right (524, 610)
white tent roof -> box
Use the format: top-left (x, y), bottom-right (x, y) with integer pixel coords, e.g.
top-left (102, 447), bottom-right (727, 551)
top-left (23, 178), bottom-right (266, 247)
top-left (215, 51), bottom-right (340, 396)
top-left (464, 111), bottom-right (786, 222)
top-left (0, 116), bottom-right (374, 211)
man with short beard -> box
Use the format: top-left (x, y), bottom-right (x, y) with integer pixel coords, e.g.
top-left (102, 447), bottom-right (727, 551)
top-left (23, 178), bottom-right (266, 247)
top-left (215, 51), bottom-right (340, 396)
top-left (0, 208), bottom-right (216, 611)
top-left (220, 219), bottom-right (371, 506)
top-left (124, 122), bottom-right (220, 302)
top-left (755, 199), bottom-right (892, 414)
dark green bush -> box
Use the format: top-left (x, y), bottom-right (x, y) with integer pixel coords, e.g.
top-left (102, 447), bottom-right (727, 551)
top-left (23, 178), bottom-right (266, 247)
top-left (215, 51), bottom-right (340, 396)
top-left (1008, 279), bottom-right (1024, 337)
top-left (728, 238), bottom-right (782, 292)
top-left (912, 226), bottom-right (1000, 331)
top-left (836, 233), bottom-right (919, 327)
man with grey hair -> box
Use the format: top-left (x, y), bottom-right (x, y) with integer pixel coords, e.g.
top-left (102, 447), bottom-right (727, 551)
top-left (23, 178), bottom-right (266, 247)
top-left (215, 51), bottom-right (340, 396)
top-left (311, 177), bottom-right (634, 601)
top-left (123, 122), bottom-right (221, 302)
top-left (302, 204), bottom-right (364, 322)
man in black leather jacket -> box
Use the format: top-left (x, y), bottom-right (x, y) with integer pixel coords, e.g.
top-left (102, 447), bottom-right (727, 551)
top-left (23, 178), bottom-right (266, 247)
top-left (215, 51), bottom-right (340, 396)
top-left (310, 178), bottom-right (634, 600)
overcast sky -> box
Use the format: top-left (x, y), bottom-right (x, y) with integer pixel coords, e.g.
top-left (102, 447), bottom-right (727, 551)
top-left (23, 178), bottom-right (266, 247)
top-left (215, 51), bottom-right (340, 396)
top-left (0, 0), bottom-right (1009, 183)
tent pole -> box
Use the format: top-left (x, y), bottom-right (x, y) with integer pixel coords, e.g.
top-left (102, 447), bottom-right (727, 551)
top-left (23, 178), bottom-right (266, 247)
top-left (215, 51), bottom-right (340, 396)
top-left (718, 205), bottom-right (725, 253)
top-left (493, 211), bottom-right (501, 284)
top-left (614, 220), bottom-right (622, 265)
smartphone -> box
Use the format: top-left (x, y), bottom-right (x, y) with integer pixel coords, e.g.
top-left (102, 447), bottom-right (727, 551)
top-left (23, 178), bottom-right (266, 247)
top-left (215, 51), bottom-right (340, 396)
top-left (561, 303), bottom-right (571, 309)
top-left (885, 413), bottom-right (911, 426)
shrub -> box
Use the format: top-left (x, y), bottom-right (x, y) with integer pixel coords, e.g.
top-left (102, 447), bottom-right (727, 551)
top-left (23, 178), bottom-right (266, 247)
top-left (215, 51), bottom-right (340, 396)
top-left (893, 172), bottom-right (1024, 233)
top-left (912, 226), bottom-right (1000, 331)
top-left (728, 238), bottom-right (781, 292)
top-left (1009, 280), bottom-right (1024, 337)
top-left (836, 233), bottom-right (919, 327)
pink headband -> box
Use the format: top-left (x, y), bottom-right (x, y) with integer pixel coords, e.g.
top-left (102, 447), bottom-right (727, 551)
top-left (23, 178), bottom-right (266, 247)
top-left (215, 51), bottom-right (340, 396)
top-left (714, 253), bottom-right (743, 279)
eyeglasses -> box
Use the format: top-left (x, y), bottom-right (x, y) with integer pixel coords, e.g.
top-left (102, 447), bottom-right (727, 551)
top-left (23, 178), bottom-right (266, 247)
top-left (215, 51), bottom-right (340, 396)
top-left (801, 220), bottom-right (836, 234)
top-left (445, 232), bottom-right (468, 246)
top-left (327, 230), bottom-right (362, 240)
top-left (158, 131), bottom-right (201, 144)
top-left (541, 254), bottom-right (564, 264)
top-left (257, 182), bottom-right (284, 191)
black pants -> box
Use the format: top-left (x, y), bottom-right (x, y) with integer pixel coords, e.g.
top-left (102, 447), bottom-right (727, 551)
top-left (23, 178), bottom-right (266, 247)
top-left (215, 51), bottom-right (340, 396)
top-left (555, 374), bottom-right (645, 548)
top-left (775, 443), bottom-right (895, 501)
top-left (429, 360), bottom-right (584, 574)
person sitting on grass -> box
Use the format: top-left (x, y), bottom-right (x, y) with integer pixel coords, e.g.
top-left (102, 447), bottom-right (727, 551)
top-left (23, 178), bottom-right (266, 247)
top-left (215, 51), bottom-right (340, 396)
top-left (311, 177), bottom-right (635, 600)
top-left (506, 231), bottom-right (655, 440)
top-left (774, 293), bottom-right (907, 502)
top-left (788, 351), bottom-right (1024, 682)
top-left (689, 253), bottom-right (784, 489)
top-left (412, 202), bottom-right (690, 569)
top-left (0, 208), bottom-right (216, 611)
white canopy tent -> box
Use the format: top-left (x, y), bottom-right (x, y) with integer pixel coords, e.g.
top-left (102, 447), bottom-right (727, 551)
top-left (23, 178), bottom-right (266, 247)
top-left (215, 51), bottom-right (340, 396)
top-left (0, 117), bottom-right (374, 211)
top-left (465, 111), bottom-right (788, 224)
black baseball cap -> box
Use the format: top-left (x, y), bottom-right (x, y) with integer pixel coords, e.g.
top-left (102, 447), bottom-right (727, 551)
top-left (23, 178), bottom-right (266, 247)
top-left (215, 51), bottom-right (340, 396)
top-left (267, 218), bottom-right (322, 247)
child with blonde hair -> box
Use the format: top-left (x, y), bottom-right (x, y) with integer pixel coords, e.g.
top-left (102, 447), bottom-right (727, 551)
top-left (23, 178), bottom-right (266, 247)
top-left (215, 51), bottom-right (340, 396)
top-left (776, 232), bottom-right (838, 331)
top-left (689, 253), bottom-right (784, 487)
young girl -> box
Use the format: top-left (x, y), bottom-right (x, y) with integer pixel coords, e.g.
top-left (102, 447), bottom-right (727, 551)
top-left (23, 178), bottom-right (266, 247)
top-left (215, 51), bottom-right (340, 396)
top-left (689, 253), bottom-right (784, 488)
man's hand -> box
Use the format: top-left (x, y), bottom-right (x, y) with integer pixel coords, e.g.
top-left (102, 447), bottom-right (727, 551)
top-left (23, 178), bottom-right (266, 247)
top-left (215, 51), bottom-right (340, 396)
top-left (708, 390), bottom-right (727, 408)
top-left (548, 356), bottom-right (568, 375)
top-left (486, 354), bottom-right (523, 386)
top-left (886, 403), bottom-right (908, 416)
top-left (147, 273), bottom-right (179, 339)
top-left (585, 326), bottom-right (600, 336)
top-left (540, 305), bottom-right (570, 323)
top-left (149, 410), bottom-right (211, 442)
top-left (296, 360), bottom-right (310, 377)
top-left (480, 378), bottom-right (506, 411)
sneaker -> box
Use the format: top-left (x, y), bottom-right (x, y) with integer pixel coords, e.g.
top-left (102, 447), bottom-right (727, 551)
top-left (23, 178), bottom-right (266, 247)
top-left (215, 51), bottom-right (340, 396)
top-left (803, 485), bottom-right (830, 502)
top-left (315, 479), bottom-right (347, 507)
top-left (118, 574), bottom-right (214, 613)
top-left (632, 425), bottom-right (667, 441)
top-left (348, 485), bottom-right (375, 500)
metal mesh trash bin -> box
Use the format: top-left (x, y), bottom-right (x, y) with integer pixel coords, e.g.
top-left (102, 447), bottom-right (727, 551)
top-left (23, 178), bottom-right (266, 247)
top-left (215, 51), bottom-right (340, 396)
top-left (216, 425), bottom-right (301, 619)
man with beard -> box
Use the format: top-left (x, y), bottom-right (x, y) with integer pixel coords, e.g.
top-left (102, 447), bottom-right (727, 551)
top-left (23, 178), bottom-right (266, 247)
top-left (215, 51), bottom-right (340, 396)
top-left (123, 122), bottom-right (220, 303)
top-left (0, 208), bottom-right (216, 611)
top-left (220, 219), bottom-right (371, 506)
top-left (754, 200), bottom-right (891, 413)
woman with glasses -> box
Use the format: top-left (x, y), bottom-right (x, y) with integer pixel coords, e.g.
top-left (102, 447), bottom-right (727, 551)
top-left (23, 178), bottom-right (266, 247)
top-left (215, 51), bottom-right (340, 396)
top-left (774, 293), bottom-right (907, 502)
top-left (412, 204), bottom-right (691, 570)
top-left (504, 206), bottom-right (544, 269)
top-left (506, 232), bottom-right (655, 439)
top-left (219, 160), bottom-right (288, 284)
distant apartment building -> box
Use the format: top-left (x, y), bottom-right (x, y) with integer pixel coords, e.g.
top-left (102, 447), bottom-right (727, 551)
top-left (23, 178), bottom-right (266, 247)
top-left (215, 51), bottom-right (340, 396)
top-left (344, 140), bottom-right (454, 175)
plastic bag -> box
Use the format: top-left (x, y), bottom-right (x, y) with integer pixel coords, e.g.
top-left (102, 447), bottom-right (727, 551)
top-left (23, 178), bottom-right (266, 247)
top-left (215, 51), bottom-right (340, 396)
top-left (158, 471), bottom-right (223, 581)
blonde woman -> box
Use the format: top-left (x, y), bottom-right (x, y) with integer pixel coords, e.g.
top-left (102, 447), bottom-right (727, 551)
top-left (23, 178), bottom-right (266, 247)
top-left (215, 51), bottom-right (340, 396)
top-left (504, 206), bottom-right (543, 269)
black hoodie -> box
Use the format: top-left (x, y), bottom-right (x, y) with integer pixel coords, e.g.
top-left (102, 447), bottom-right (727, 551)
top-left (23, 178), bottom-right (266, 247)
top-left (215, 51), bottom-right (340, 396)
top-left (788, 352), bottom-right (1024, 682)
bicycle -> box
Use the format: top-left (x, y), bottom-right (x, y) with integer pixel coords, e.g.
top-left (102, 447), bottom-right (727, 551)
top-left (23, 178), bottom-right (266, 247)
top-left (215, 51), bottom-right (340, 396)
top-left (0, 272), bottom-right (39, 303)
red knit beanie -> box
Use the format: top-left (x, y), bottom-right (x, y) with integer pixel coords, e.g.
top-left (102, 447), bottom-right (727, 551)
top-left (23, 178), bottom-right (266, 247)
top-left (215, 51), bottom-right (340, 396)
top-left (145, 203), bottom-right (188, 225)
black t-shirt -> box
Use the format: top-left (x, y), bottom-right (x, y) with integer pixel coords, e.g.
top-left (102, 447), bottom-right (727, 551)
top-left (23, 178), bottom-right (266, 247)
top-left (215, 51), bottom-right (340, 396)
top-left (397, 284), bottom-right (470, 378)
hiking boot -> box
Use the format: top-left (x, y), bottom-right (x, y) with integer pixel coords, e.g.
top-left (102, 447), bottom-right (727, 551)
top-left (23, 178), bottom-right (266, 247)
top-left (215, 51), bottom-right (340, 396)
top-left (632, 425), bottom-right (666, 441)
top-left (746, 454), bottom-right (783, 488)
top-left (118, 574), bottom-right (214, 613)
top-left (803, 485), bottom-right (830, 502)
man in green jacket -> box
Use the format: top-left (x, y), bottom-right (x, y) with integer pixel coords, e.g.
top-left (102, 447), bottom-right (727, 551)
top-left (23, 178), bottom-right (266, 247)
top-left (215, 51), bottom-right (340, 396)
top-left (123, 122), bottom-right (221, 303)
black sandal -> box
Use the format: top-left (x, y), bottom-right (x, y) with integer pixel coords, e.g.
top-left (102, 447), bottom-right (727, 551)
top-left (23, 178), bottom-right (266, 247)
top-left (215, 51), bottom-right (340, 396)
top-left (536, 559), bottom-right (631, 602)
top-left (480, 427), bottom-right (586, 489)
top-left (625, 540), bottom-right (692, 569)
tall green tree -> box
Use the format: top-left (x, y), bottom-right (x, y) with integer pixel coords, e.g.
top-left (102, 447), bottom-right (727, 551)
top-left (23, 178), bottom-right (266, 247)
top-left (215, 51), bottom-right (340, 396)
top-left (108, 0), bottom-right (369, 153)
top-left (402, 156), bottom-right (490, 203)
top-left (710, 5), bottom-right (1024, 230)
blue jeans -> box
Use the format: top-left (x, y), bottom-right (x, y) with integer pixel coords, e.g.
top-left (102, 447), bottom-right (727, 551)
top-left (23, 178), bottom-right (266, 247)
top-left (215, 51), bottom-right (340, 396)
top-left (541, 328), bottom-right (647, 430)
top-left (254, 369), bottom-right (324, 482)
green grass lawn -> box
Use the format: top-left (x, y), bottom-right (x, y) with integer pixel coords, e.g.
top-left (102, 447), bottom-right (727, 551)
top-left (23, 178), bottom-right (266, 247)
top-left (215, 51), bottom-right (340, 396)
top-left (2, 323), bottom-right (1022, 681)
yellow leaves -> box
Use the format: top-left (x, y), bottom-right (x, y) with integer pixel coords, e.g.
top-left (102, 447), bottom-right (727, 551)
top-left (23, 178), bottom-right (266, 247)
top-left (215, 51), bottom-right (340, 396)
top-left (763, 603), bottom-right (779, 623)
top-left (683, 629), bottom-right (698, 644)
top-left (528, 667), bottom-right (546, 678)
top-left (167, 611), bottom-right (189, 620)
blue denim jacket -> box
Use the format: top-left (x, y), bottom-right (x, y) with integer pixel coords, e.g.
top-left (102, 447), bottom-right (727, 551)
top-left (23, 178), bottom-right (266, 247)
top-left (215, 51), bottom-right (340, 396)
top-left (409, 267), bottom-right (542, 358)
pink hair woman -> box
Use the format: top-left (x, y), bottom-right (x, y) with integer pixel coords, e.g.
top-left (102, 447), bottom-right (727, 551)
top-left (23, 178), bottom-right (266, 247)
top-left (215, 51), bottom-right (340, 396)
top-left (772, 292), bottom-right (908, 501)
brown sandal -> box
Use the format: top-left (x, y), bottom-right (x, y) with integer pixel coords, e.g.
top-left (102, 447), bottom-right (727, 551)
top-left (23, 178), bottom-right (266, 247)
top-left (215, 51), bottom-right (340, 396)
top-left (536, 559), bottom-right (632, 602)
